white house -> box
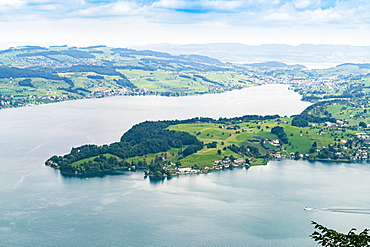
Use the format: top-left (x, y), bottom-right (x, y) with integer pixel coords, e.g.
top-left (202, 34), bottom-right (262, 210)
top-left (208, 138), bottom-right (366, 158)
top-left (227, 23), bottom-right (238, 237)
top-left (177, 167), bottom-right (192, 173)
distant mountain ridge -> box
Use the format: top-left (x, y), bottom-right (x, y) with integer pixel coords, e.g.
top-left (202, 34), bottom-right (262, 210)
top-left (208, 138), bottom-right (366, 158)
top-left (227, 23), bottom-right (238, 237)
top-left (244, 61), bottom-right (306, 69)
top-left (337, 63), bottom-right (370, 69)
top-left (0, 45), bottom-right (227, 71)
top-left (132, 43), bottom-right (370, 67)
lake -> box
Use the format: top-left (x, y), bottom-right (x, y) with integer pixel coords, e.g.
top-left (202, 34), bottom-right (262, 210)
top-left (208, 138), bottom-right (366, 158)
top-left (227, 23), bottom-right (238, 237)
top-left (1, 84), bottom-right (369, 246)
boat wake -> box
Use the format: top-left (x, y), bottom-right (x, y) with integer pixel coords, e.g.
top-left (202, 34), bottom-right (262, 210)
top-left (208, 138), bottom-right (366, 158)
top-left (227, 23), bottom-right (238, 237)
top-left (304, 207), bottom-right (370, 215)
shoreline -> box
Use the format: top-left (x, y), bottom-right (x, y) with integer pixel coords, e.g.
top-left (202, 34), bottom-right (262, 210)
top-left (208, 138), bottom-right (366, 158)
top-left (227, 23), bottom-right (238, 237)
top-left (54, 156), bottom-right (370, 178)
top-left (0, 83), bottom-right (303, 111)
top-left (0, 83), bottom-right (261, 110)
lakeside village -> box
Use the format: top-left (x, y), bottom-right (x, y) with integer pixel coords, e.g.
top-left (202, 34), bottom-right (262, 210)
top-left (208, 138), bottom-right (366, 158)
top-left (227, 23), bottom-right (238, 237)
top-left (1, 67), bottom-right (346, 109)
top-left (255, 122), bottom-right (370, 162)
top-left (158, 119), bottom-right (370, 177)
top-left (143, 123), bottom-right (370, 178)
top-left (159, 157), bottom-right (252, 176)
top-left (1, 74), bottom-right (341, 109)
top-left (155, 135), bottom-right (370, 177)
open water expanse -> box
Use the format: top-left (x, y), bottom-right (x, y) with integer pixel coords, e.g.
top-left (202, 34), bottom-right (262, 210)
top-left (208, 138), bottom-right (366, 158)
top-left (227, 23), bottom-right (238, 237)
top-left (1, 84), bottom-right (370, 246)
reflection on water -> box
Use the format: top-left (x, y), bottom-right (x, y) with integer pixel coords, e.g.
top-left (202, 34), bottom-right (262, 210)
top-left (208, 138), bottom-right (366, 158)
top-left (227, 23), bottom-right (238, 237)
top-left (60, 169), bottom-right (131, 179)
top-left (148, 176), bottom-right (166, 184)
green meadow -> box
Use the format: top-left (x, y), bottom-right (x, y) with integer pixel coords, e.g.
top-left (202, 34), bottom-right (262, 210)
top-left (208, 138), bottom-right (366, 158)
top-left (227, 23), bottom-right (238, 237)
top-left (125, 148), bottom-right (181, 165)
top-left (70, 153), bottom-right (117, 167)
top-left (166, 111), bottom-right (364, 167)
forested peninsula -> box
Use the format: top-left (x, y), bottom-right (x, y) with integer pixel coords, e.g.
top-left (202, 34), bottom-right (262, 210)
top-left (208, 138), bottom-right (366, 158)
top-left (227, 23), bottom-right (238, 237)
top-left (46, 99), bottom-right (370, 176)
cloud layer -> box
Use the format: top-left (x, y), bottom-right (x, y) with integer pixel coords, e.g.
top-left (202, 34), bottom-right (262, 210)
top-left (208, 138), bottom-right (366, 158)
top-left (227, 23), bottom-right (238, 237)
top-left (0, 0), bottom-right (366, 25)
top-left (0, 0), bottom-right (369, 47)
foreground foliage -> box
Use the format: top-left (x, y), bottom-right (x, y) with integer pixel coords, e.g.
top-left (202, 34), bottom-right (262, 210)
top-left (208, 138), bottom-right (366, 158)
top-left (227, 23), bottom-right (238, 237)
top-left (311, 221), bottom-right (370, 247)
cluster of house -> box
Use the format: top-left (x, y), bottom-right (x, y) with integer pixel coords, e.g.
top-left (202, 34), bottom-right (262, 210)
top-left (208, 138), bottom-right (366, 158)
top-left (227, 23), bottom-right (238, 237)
top-left (355, 133), bottom-right (370, 140)
top-left (269, 132), bottom-right (370, 161)
top-left (270, 151), bottom-right (309, 159)
top-left (348, 133), bottom-right (370, 160)
top-left (89, 89), bottom-right (129, 98)
top-left (11, 55), bottom-right (102, 68)
top-left (264, 139), bottom-right (280, 146)
top-left (351, 149), bottom-right (369, 160)
top-left (252, 72), bottom-right (344, 94)
top-left (170, 158), bottom-right (250, 175)
top-left (211, 158), bottom-right (248, 170)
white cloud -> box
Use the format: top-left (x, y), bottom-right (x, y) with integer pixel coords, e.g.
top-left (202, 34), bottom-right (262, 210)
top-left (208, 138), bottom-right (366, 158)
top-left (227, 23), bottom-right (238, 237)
top-left (293, 0), bottom-right (320, 10)
top-left (0, 0), bottom-right (370, 47)
top-left (152, 0), bottom-right (186, 9)
top-left (109, 1), bottom-right (138, 15)
top-left (72, 1), bottom-right (139, 17)
top-left (302, 7), bottom-right (343, 23)
top-left (26, 0), bottom-right (56, 3)
top-left (264, 12), bottom-right (296, 21)
top-left (1, 12), bottom-right (370, 48)
top-left (36, 4), bottom-right (58, 10)
top-left (260, 2), bottom-right (356, 25)
top-left (153, 0), bottom-right (244, 12)
top-left (202, 1), bottom-right (244, 11)
top-left (0, 0), bottom-right (25, 11)
top-left (25, 0), bottom-right (86, 4)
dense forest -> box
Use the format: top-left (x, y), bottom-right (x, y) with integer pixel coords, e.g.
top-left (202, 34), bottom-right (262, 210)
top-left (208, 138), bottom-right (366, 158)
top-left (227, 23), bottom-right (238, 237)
top-left (16, 49), bottom-right (96, 59)
top-left (46, 119), bottom-right (205, 174)
top-left (291, 100), bottom-right (340, 127)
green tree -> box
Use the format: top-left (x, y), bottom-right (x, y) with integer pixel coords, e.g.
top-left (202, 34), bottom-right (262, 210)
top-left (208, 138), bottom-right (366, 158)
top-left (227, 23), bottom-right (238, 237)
top-left (359, 121), bottom-right (367, 128)
top-left (292, 117), bottom-right (309, 127)
top-left (311, 221), bottom-right (370, 247)
top-left (175, 161), bottom-right (181, 167)
top-left (155, 171), bottom-right (163, 177)
top-left (294, 151), bottom-right (300, 160)
top-left (271, 126), bottom-right (289, 144)
top-left (229, 155), bottom-right (235, 162)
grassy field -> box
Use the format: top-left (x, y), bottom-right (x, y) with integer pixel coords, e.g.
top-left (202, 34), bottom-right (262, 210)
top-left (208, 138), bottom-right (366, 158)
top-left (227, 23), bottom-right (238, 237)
top-left (125, 148), bottom-right (181, 164)
top-left (168, 120), bottom-right (279, 167)
top-left (1, 68), bottom-right (256, 108)
top-left (179, 148), bottom-right (223, 168)
top-left (117, 70), bottom-right (252, 94)
top-left (70, 153), bottom-right (117, 167)
top-left (326, 103), bottom-right (369, 125)
top-left (1, 45), bottom-right (257, 108)
top-left (167, 115), bottom-right (362, 164)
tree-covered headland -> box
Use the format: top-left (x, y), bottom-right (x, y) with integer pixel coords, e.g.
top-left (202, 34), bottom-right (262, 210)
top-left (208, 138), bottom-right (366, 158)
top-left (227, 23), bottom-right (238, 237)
top-left (46, 99), bottom-right (370, 176)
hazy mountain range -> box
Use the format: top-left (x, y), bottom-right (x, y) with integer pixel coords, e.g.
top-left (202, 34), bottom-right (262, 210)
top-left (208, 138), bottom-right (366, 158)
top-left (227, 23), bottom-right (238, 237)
top-left (132, 43), bottom-right (370, 69)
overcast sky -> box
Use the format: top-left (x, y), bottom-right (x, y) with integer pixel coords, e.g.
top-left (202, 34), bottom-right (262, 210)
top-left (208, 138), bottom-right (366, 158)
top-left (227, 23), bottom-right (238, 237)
top-left (0, 0), bottom-right (369, 48)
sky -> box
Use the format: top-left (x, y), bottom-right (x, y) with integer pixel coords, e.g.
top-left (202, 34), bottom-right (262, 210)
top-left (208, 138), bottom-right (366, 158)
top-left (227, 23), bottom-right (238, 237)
top-left (0, 0), bottom-right (369, 48)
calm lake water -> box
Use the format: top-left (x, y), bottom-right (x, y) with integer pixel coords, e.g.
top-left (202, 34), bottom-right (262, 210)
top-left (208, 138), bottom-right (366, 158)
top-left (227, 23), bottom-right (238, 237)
top-left (1, 84), bottom-right (369, 246)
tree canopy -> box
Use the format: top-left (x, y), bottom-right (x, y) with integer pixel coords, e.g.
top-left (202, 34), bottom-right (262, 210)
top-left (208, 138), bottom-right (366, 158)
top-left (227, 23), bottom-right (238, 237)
top-left (311, 221), bottom-right (370, 247)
